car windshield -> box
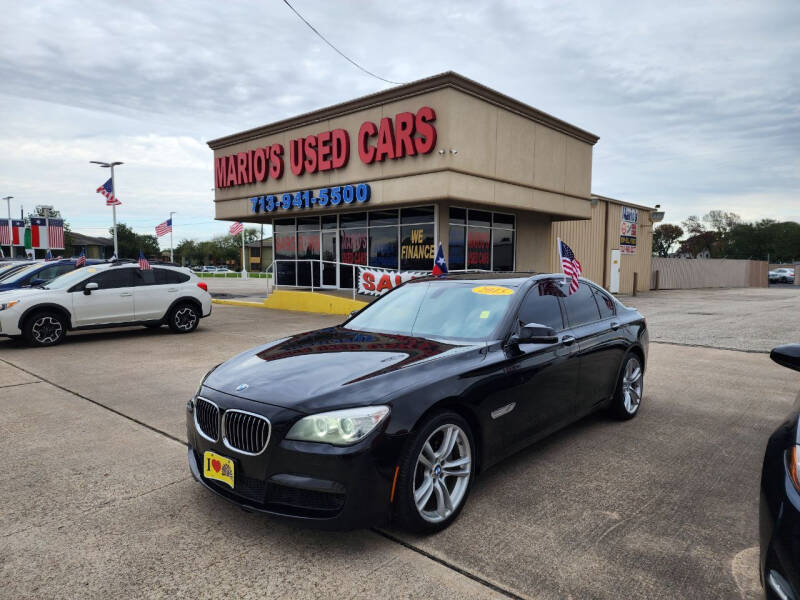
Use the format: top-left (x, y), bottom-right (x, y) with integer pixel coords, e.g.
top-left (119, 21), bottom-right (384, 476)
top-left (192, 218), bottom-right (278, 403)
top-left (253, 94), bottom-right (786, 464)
top-left (344, 280), bottom-right (518, 341)
top-left (0, 263), bottom-right (43, 283)
top-left (42, 266), bottom-right (97, 289)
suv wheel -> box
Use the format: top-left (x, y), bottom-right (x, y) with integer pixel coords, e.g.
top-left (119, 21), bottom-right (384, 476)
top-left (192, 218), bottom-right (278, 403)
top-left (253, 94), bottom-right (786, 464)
top-left (24, 311), bottom-right (66, 347)
top-left (394, 412), bottom-right (475, 533)
top-left (168, 303), bottom-right (199, 333)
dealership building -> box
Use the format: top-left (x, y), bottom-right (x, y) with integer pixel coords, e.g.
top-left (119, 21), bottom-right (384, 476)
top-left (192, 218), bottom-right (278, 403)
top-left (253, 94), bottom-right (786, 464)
top-left (208, 72), bottom-right (654, 295)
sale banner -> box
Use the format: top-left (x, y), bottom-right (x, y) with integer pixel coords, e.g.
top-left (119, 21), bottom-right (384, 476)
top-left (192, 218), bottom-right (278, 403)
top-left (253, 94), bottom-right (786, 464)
top-left (357, 266), bottom-right (428, 296)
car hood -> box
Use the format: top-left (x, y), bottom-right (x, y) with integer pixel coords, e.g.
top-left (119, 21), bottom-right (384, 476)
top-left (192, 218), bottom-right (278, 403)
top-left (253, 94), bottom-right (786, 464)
top-left (202, 326), bottom-right (481, 413)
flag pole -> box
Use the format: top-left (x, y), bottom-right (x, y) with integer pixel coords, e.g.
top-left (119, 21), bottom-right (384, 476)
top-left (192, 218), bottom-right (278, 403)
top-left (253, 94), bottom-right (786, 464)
top-left (241, 226), bottom-right (247, 279)
top-left (169, 211), bottom-right (175, 263)
top-left (557, 237), bottom-right (567, 286)
top-left (2, 196), bottom-right (13, 258)
top-left (110, 165), bottom-right (119, 257)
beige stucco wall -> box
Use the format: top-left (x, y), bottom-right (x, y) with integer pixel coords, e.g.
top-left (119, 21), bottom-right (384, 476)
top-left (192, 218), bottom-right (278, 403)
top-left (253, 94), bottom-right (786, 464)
top-left (212, 87), bottom-right (593, 222)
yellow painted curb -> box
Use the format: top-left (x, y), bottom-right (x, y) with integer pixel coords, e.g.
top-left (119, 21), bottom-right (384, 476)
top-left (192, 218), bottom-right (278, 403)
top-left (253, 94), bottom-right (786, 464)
top-left (212, 298), bottom-right (268, 308)
top-left (263, 290), bottom-right (368, 315)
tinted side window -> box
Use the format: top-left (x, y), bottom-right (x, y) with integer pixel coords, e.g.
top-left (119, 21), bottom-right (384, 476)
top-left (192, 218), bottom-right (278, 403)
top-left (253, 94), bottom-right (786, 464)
top-left (517, 280), bottom-right (565, 331)
top-left (562, 283), bottom-right (601, 326)
top-left (87, 269), bottom-right (135, 290)
top-left (32, 264), bottom-right (73, 283)
top-left (155, 268), bottom-right (189, 284)
top-left (136, 270), bottom-right (157, 286)
top-left (592, 288), bottom-right (616, 318)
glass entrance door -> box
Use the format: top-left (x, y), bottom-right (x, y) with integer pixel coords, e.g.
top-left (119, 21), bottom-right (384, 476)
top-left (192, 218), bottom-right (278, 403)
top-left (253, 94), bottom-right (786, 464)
top-left (321, 231), bottom-right (338, 287)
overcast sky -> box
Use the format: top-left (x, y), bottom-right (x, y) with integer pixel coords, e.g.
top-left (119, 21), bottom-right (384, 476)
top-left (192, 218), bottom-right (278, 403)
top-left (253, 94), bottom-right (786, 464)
top-left (0, 0), bottom-right (797, 246)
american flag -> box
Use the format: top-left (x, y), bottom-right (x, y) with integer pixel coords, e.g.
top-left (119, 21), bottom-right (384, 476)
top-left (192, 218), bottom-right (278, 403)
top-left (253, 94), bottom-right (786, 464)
top-left (76, 250), bottom-right (86, 267)
top-left (0, 219), bottom-right (9, 246)
top-left (229, 222), bottom-right (244, 236)
top-left (155, 218), bottom-right (172, 237)
top-left (558, 238), bottom-right (582, 295)
top-left (138, 250), bottom-right (152, 270)
top-left (49, 219), bottom-right (65, 249)
top-left (96, 178), bottom-right (122, 206)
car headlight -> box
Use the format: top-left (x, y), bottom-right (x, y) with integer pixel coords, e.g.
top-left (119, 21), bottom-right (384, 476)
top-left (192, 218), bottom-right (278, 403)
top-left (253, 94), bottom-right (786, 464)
top-left (286, 406), bottom-right (390, 446)
top-left (787, 445), bottom-right (800, 493)
top-left (0, 300), bottom-right (19, 311)
top-left (194, 363), bottom-right (221, 398)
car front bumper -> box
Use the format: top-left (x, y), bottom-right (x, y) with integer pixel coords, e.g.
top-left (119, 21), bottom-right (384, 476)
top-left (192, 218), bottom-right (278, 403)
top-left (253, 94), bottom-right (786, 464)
top-left (0, 309), bottom-right (22, 337)
top-left (186, 387), bottom-right (404, 530)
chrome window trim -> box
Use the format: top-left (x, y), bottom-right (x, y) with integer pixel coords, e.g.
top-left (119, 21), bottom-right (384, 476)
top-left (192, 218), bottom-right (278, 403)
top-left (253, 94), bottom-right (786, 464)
top-left (222, 409), bottom-right (272, 456)
top-left (194, 396), bottom-right (220, 442)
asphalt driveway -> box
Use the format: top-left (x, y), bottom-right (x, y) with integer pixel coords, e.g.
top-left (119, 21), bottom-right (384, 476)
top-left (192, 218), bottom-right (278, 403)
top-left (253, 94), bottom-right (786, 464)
top-left (1, 296), bottom-right (798, 599)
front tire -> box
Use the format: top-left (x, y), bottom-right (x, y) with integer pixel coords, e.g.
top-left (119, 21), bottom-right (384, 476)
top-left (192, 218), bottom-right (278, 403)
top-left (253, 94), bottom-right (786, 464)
top-left (394, 412), bottom-right (475, 533)
top-left (24, 311), bottom-right (66, 347)
top-left (168, 303), bottom-right (200, 333)
top-left (611, 353), bottom-right (644, 420)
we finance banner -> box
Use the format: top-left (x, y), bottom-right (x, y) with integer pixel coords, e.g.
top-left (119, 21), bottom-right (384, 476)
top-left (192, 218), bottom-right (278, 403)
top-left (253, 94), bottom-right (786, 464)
top-left (357, 266), bottom-right (428, 296)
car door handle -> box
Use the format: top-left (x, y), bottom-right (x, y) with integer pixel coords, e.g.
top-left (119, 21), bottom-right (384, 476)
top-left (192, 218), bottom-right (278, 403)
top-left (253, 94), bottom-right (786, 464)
top-left (560, 334), bottom-right (576, 346)
top-left (119, 292), bottom-right (132, 297)
top-left (610, 321), bottom-right (620, 331)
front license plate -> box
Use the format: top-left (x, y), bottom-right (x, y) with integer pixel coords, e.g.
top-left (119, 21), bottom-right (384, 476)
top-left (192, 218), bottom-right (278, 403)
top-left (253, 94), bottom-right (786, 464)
top-left (203, 451), bottom-right (235, 488)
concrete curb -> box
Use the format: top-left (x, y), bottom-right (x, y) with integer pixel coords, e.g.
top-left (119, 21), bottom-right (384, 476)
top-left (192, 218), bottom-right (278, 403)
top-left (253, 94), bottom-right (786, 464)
top-left (212, 291), bottom-right (368, 315)
top-left (211, 298), bottom-right (269, 308)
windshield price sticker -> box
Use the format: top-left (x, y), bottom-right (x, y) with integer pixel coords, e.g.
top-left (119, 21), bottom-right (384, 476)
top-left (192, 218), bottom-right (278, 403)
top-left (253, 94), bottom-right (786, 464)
top-left (472, 285), bottom-right (514, 296)
top-left (249, 183), bottom-right (371, 213)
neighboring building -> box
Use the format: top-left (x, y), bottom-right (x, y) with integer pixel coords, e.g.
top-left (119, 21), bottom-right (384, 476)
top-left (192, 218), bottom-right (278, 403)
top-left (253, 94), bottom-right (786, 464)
top-left (208, 72), bottom-right (655, 294)
top-left (70, 232), bottom-right (114, 259)
top-left (246, 238), bottom-right (273, 272)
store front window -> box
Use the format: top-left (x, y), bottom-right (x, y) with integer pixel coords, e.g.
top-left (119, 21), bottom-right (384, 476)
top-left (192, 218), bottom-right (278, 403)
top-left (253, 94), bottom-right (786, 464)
top-left (448, 207), bottom-right (515, 272)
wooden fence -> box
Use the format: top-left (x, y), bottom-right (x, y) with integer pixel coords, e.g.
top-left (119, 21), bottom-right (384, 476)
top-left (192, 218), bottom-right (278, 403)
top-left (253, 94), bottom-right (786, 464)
top-left (651, 258), bottom-right (768, 290)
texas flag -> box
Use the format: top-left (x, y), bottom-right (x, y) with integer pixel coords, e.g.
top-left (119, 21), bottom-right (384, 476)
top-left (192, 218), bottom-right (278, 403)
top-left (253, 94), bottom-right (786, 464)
top-left (30, 217), bottom-right (49, 249)
top-left (11, 220), bottom-right (25, 246)
top-left (432, 242), bottom-right (448, 277)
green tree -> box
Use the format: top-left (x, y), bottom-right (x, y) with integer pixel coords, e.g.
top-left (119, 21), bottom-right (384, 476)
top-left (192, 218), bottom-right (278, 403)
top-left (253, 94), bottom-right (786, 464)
top-left (112, 223), bottom-right (160, 258)
top-left (652, 223), bottom-right (683, 257)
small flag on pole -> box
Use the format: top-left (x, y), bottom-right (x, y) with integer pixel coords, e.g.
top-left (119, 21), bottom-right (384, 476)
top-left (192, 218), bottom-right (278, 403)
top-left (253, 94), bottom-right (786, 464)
top-left (155, 218), bottom-right (172, 237)
top-left (229, 222), bottom-right (244, 236)
top-left (138, 250), bottom-right (152, 271)
top-left (96, 179), bottom-right (122, 206)
top-left (557, 238), bottom-right (582, 295)
top-left (107, 252), bottom-right (118, 262)
top-left (432, 242), bottom-right (448, 277)
top-left (45, 250), bottom-right (54, 261)
top-left (76, 249), bottom-right (86, 267)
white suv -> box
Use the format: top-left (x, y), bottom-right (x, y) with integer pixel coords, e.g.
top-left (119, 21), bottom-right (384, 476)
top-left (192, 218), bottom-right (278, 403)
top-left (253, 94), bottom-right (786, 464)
top-left (0, 262), bottom-right (212, 347)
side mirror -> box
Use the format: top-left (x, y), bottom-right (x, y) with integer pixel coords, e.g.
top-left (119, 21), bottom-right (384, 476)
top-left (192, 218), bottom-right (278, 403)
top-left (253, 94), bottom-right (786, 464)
top-left (346, 309), bottom-right (359, 321)
top-left (84, 282), bottom-right (99, 295)
top-left (510, 322), bottom-right (558, 346)
top-left (770, 344), bottom-right (800, 372)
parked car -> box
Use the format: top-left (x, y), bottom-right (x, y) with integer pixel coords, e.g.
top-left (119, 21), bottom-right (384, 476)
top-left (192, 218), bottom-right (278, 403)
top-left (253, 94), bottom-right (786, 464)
top-left (0, 258), bottom-right (104, 292)
top-left (769, 268), bottom-right (795, 284)
top-left (187, 273), bottom-right (648, 531)
top-left (214, 267), bottom-right (234, 273)
top-left (760, 344), bottom-right (800, 600)
top-left (0, 261), bottom-right (212, 346)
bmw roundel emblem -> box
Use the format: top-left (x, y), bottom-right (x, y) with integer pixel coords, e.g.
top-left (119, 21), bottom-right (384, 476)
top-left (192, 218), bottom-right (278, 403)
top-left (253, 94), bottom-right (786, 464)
top-left (235, 383), bottom-right (249, 392)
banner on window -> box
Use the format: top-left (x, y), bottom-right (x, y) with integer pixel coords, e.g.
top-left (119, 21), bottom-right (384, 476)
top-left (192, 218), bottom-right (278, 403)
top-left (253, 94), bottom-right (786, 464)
top-left (620, 207), bottom-right (638, 255)
top-left (357, 266), bottom-right (427, 296)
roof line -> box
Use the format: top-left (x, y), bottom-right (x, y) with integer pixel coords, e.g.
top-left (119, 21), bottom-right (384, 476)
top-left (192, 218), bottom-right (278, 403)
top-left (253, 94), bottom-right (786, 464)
top-left (591, 194), bottom-right (656, 212)
top-left (207, 72), bottom-right (599, 150)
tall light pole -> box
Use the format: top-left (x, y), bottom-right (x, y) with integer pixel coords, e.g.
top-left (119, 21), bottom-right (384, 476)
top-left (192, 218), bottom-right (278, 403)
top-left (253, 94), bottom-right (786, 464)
top-left (169, 211), bottom-right (176, 263)
top-left (90, 161), bottom-right (123, 256)
top-left (2, 196), bottom-right (13, 258)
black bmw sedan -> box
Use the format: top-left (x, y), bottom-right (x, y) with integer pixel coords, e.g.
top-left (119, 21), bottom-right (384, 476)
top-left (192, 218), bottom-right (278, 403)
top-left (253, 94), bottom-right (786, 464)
top-left (761, 344), bottom-right (800, 600)
top-left (187, 273), bottom-right (648, 532)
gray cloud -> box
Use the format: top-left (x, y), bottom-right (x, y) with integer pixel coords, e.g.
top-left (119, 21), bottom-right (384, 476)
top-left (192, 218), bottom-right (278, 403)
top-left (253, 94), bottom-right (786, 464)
top-left (0, 0), bottom-right (798, 240)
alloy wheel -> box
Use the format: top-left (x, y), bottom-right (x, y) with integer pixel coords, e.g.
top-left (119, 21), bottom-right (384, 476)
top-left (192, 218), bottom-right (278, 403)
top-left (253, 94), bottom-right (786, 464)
top-left (622, 357), bottom-right (643, 414)
top-left (413, 424), bottom-right (472, 523)
top-left (32, 316), bottom-right (63, 345)
top-left (174, 307), bottom-right (197, 331)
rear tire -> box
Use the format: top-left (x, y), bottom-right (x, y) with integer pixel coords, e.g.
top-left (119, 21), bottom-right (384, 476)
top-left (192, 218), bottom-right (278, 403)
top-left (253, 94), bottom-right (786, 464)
top-left (393, 411), bottom-right (475, 533)
top-left (611, 354), bottom-right (644, 420)
top-left (24, 311), bottom-right (66, 347)
top-left (168, 303), bottom-right (199, 333)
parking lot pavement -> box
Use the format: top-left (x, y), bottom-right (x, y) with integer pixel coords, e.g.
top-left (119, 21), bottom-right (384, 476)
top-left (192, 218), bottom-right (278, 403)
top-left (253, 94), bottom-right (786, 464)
top-left (624, 287), bottom-right (800, 352)
top-left (1, 301), bottom-right (799, 598)
top-left (0, 369), bottom-right (504, 600)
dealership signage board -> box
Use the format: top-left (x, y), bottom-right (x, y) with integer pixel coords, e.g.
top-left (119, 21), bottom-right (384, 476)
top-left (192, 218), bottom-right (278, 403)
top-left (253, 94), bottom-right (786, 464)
top-left (250, 183), bottom-right (371, 214)
top-left (357, 266), bottom-right (428, 296)
top-left (620, 206), bottom-right (638, 254)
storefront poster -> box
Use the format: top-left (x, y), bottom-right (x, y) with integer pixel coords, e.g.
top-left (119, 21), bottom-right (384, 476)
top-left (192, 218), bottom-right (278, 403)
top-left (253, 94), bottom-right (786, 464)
top-left (358, 267), bottom-right (427, 296)
top-left (620, 207), bottom-right (638, 255)
top-left (341, 230), bottom-right (367, 265)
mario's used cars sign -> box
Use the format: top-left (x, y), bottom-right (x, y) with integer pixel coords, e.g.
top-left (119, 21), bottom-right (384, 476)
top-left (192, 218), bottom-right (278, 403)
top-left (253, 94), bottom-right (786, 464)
top-left (357, 267), bottom-right (427, 296)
